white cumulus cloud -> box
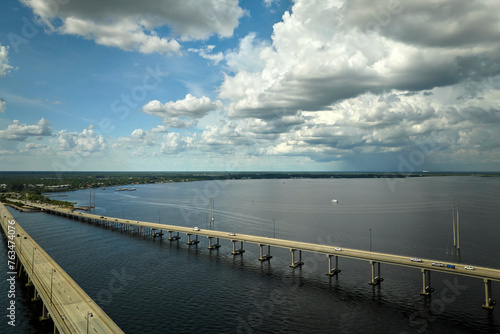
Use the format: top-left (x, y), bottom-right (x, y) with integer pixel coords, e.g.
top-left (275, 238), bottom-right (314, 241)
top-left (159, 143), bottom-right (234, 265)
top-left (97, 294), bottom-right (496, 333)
top-left (219, 0), bottom-right (500, 119)
top-left (0, 98), bottom-right (6, 113)
top-left (57, 128), bottom-right (106, 155)
top-left (21, 0), bottom-right (244, 54)
top-left (0, 44), bottom-right (14, 77)
top-left (143, 94), bottom-right (222, 117)
top-left (0, 118), bottom-right (53, 141)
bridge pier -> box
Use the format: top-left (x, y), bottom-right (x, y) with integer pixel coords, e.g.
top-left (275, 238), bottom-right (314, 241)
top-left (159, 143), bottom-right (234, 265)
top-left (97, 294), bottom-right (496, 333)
top-left (258, 244), bottom-right (272, 261)
top-left (290, 249), bottom-right (304, 268)
top-left (231, 240), bottom-right (245, 255)
top-left (152, 229), bottom-right (164, 238)
top-left (168, 231), bottom-right (181, 241)
top-left (32, 288), bottom-right (41, 302)
top-left (420, 269), bottom-right (433, 296)
top-left (25, 275), bottom-right (33, 287)
top-left (186, 234), bottom-right (200, 245)
top-left (207, 237), bottom-right (221, 250)
top-left (482, 279), bottom-right (496, 310)
top-left (39, 304), bottom-right (50, 321)
top-left (369, 261), bottom-right (383, 285)
top-left (326, 254), bottom-right (341, 276)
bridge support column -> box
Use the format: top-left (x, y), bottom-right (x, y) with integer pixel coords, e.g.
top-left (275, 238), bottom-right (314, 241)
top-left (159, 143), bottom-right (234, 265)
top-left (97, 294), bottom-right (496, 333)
top-left (25, 275), bottom-right (33, 287)
top-left (32, 288), bottom-right (40, 302)
top-left (207, 237), bottom-right (221, 250)
top-left (168, 231), bottom-right (180, 241)
top-left (39, 304), bottom-right (50, 321)
top-left (420, 269), bottom-right (433, 296)
top-left (326, 254), bottom-right (341, 276)
top-left (369, 261), bottom-right (383, 285)
top-left (258, 244), bottom-right (272, 261)
top-left (290, 249), bottom-right (304, 268)
top-left (152, 229), bottom-right (164, 238)
top-left (482, 279), bottom-right (496, 310)
top-left (231, 240), bottom-right (245, 255)
top-left (186, 234), bottom-right (199, 245)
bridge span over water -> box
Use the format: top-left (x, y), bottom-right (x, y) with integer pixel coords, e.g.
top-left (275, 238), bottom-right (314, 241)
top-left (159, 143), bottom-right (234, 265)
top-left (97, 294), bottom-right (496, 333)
top-left (16, 201), bottom-right (500, 310)
top-left (0, 202), bottom-right (124, 334)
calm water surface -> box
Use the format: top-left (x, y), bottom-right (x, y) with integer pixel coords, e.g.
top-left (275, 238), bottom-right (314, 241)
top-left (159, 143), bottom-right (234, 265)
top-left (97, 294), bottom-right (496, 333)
top-left (2, 176), bottom-right (500, 333)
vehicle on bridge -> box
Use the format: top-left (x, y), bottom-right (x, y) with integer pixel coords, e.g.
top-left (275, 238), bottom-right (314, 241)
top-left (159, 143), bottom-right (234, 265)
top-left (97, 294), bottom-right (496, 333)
top-left (432, 262), bottom-right (445, 267)
top-left (411, 258), bottom-right (422, 262)
top-left (446, 264), bottom-right (455, 269)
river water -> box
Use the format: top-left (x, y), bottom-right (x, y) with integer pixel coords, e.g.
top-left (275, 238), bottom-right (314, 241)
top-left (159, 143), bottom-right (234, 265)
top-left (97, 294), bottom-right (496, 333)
top-left (2, 176), bottom-right (500, 333)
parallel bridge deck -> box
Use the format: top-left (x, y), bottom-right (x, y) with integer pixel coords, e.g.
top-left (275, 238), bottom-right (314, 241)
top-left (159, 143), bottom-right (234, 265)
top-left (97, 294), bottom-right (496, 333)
top-left (1, 202), bottom-right (124, 333)
top-left (23, 201), bottom-right (500, 283)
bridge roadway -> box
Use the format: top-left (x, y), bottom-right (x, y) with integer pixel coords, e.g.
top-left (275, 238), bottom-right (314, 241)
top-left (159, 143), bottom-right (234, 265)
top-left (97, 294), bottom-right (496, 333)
top-left (1, 203), bottom-right (124, 334)
top-left (19, 201), bottom-right (500, 309)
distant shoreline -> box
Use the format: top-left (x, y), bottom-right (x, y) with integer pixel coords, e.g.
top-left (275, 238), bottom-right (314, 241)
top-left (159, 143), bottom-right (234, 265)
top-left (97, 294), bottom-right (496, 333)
top-left (1, 170), bottom-right (499, 196)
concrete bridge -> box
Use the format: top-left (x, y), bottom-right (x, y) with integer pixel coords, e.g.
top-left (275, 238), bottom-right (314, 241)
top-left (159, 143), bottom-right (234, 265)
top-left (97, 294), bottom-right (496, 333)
top-left (0, 203), bottom-right (124, 333)
top-left (15, 201), bottom-right (500, 310)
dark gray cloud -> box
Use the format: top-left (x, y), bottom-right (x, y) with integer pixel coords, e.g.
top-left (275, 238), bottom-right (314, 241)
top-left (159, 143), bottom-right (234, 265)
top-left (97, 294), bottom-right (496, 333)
top-left (343, 1), bottom-right (500, 48)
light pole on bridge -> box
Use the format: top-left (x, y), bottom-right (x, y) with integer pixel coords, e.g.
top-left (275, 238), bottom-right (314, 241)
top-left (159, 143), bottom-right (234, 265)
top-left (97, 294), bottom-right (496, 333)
top-left (370, 228), bottom-right (372, 252)
top-left (273, 219), bottom-right (276, 238)
top-left (50, 269), bottom-right (56, 304)
top-left (86, 311), bottom-right (93, 334)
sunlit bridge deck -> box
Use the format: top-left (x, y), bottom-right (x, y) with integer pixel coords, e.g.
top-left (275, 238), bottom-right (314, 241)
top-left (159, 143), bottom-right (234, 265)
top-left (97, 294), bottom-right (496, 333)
top-left (18, 201), bottom-right (500, 310)
top-left (0, 203), bottom-right (124, 334)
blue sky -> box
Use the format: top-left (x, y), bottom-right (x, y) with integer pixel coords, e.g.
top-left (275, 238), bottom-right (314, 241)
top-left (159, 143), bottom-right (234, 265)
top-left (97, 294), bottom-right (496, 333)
top-left (1, 0), bottom-right (500, 172)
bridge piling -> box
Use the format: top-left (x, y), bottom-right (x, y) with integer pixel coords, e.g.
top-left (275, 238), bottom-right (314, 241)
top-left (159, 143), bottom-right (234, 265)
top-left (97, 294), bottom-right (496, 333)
top-left (482, 279), bottom-right (496, 310)
top-left (326, 254), bottom-right (341, 276)
top-left (231, 240), bottom-right (245, 255)
top-left (258, 244), bottom-right (272, 261)
top-left (40, 304), bottom-right (50, 321)
top-left (420, 269), bottom-right (433, 295)
top-left (186, 234), bottom-right (200, 245)
top-left (168, 231), bottom-right (181, 241)
top-left (369, 261), bottom-right (383, 285)
top-left (152, 229), bottom-right (164, 238)
top-left (15, 201), bottom-right (500, 311)
top-left (290, 249), bottom-right (304, 268)
top-left (32, 287), bottom-right (41, 302)
top-left (207, 237), bottom-right (221, 250)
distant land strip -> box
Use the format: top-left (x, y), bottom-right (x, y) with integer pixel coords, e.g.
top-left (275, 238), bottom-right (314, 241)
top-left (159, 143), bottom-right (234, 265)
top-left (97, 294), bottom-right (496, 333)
top-left (0, 171), bottom-right (499, 196)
